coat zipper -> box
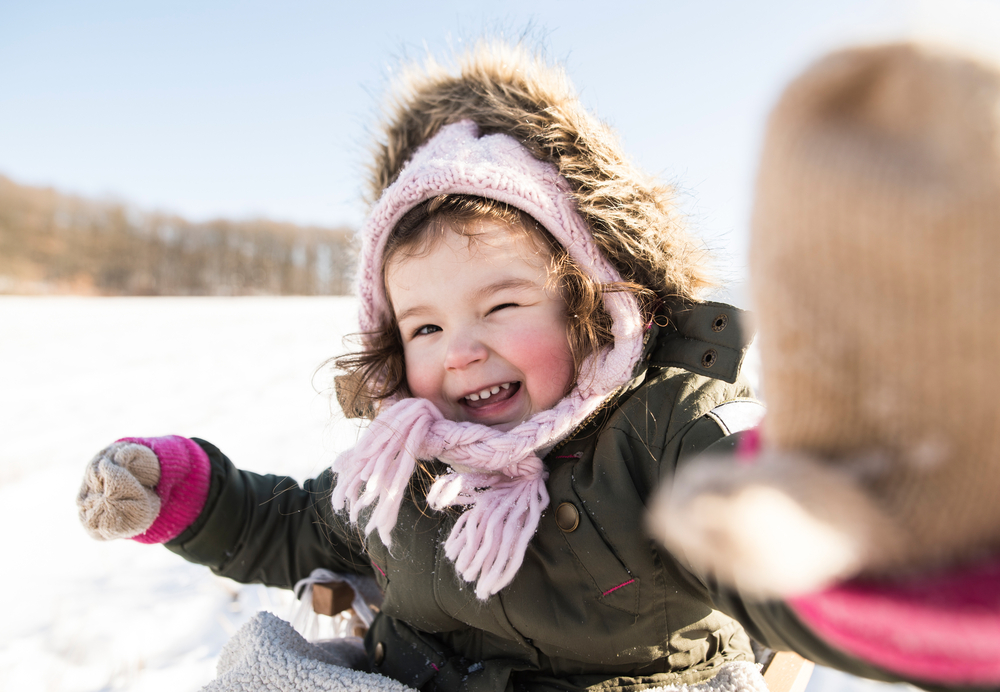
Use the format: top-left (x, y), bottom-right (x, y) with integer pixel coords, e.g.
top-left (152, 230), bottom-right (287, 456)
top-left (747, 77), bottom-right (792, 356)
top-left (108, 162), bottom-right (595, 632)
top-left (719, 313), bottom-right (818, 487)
top-left (548, 385), bottom-right (623, 455)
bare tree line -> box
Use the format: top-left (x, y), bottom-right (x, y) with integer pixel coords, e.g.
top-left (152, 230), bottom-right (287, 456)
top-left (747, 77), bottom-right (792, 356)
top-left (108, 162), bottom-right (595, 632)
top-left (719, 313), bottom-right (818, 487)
top-left (0, 175), bottom-right (356, 296)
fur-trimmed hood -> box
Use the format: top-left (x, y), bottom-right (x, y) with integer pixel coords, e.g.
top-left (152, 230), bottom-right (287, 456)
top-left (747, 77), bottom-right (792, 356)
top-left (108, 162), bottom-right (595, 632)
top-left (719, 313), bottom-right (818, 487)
top-left (364, 41), bottom-right (710, 309)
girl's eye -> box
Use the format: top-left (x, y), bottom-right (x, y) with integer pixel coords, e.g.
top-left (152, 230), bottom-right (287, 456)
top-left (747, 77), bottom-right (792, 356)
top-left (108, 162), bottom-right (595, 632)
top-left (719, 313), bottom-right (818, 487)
top-left (488, 303), bottom-right (518, 315)
top-left (414, 324), bottom-right (441, 337)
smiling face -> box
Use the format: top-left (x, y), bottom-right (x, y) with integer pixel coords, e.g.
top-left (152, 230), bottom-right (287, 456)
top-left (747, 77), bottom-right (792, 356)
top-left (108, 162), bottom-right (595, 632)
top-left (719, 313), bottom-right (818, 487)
top-left (385, 219), bottom-right (575, 431)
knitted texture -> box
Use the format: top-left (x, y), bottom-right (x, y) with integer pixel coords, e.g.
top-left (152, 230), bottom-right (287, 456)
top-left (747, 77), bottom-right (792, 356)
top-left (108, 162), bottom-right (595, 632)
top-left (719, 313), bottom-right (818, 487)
top-left (332, 121), bottom-right (645, 599)
top-left (118, 435), bottom-right (211, 544)
top-left (750, 43), bottom-right (1000, 571)
top-left (205, 612), bottom-right (768, 692)
top-left (78, 441), bottom-right (163, 540)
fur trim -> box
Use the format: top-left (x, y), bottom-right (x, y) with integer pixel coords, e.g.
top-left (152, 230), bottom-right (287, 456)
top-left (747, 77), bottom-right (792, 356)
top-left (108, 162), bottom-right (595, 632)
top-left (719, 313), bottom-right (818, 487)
top-left (366, 40), bottom-right (710, 308)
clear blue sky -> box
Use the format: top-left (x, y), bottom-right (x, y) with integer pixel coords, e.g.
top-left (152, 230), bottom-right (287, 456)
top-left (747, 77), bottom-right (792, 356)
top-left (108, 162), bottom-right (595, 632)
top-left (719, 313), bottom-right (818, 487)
top-left (2, 0), bottom-right (996, 281)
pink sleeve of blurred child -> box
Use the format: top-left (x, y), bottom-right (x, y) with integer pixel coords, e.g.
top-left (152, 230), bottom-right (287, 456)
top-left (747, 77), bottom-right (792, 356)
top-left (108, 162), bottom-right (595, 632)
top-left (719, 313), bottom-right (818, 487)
top-left (118, 435), bottom-right (211, 544)
top-left (788, 560), bottom-right (1000, 687)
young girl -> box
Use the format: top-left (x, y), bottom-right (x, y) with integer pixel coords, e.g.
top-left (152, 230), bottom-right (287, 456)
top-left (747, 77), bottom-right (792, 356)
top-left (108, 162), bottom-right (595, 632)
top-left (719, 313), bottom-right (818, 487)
top-left (77, 42), bottom-right (923, 692)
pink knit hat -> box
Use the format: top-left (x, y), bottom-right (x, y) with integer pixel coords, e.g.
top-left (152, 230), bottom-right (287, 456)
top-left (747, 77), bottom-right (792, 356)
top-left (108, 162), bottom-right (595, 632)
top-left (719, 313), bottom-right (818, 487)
top-left (331, 120), bottom-right (645, 599)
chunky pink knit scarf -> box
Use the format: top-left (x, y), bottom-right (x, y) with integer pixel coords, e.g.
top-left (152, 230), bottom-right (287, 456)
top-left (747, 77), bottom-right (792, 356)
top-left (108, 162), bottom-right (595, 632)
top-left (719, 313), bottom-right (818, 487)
top-left (331, 121), bottom-right (644, 599)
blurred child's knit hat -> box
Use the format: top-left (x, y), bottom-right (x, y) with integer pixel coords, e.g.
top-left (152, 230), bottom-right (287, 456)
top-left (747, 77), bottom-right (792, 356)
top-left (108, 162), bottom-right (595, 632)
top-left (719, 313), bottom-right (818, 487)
top-left (751, 43), bottom-right (1000, 566)
top-left (331, 42), bottom-right (708, 599)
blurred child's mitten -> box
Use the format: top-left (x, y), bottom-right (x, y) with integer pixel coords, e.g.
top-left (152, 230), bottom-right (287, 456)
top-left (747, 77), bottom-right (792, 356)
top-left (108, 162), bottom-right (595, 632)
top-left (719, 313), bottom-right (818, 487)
top-left (77, 435), bottom-right (211, 543)
top-left (653, 43), bottom-right (1000, 598)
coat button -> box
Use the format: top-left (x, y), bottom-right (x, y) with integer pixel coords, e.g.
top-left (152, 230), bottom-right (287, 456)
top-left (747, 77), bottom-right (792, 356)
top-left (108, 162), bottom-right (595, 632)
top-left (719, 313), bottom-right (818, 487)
top-left (374, 642), bottom-right (385, 665)
top-left (712, 313), bottom-right (729, 332)
top-left (701, 349), bottom-right (718, 368)
top-left (555, 502), bottom-right (580, 532)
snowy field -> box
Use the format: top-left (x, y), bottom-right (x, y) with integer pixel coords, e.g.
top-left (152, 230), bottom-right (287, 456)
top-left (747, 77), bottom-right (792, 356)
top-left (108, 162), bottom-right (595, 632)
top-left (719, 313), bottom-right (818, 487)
top-left (0, 297), bottom-right (913, 692)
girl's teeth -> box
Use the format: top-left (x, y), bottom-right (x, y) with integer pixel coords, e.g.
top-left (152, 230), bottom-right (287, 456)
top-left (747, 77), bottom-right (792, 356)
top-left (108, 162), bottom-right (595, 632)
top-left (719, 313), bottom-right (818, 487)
top-left (466, 383), bottom-right (510, 402)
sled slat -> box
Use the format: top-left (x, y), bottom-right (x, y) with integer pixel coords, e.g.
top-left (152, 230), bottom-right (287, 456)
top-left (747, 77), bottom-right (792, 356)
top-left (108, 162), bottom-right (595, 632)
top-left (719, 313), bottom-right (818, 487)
top-left (312, 581), bottom-right (356, 617)
top-left (762, 651), bottom-right (813, 692)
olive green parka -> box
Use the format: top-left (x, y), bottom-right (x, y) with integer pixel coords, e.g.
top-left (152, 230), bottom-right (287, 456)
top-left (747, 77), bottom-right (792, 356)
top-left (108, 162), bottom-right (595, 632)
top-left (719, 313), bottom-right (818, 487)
top-left (167, 304), bottom-right (765, 692)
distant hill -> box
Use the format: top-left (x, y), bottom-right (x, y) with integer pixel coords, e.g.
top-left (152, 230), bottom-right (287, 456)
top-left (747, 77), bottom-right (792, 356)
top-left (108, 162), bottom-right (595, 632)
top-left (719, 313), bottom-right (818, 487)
top-left (0, 174), bottom-right (356, 296)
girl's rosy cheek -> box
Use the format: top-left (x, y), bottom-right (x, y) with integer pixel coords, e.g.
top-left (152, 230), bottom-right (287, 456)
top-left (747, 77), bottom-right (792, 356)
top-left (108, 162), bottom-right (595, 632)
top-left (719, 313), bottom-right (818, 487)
top-left (403, 352), bottom-right (430, 398)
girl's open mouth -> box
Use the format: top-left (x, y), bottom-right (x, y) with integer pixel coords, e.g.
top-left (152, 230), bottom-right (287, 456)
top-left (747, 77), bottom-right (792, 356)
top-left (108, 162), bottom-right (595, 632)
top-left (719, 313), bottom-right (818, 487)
top-left (462, 382), bottom-right (520, 409)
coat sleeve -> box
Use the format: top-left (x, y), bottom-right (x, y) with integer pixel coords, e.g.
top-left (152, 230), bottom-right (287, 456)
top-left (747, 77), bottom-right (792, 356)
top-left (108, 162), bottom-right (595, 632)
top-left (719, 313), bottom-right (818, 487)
top-left (706, 585), bottom-right (975, 691)
top-left (675, 433), bottom-right (972, 691)
top-left (164, 438), bottom-right (374, 588)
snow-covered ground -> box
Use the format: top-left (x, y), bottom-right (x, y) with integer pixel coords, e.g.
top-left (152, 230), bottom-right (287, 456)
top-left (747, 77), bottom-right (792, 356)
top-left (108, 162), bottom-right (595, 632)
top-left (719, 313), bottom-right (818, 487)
top-left (0, 297), bottom-right (913, 691)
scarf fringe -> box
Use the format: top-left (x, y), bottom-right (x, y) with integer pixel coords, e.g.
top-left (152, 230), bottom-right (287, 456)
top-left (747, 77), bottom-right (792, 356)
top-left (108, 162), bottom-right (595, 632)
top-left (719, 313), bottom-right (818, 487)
top-left (332, 395), bottom-right (558, 598)
top-left (331, 378), bottom-right (627, 597)
top-left (433, 471), bottom-right (549, 599)
top-left (331, 399), bottom-right (442, 547)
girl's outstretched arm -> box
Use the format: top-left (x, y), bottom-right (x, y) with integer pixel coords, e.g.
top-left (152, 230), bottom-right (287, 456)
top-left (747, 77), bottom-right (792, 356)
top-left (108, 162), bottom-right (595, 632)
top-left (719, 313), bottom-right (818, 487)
top-left (78, 436), bottom-right (374, 589)
top-left (166, 438), bottom-right (374, 587)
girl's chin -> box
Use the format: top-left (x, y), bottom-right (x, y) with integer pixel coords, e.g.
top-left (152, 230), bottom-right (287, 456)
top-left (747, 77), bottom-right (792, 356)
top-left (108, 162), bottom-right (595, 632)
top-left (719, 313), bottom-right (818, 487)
top-left (488, 419), bottom-right (522, 432)
top-left (462, 408), bottom-right (528, 431)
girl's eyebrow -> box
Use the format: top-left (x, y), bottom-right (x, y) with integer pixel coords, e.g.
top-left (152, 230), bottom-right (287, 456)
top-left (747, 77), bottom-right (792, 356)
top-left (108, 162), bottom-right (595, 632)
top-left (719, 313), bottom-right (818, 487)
top-left (394, 278), bottom-right (540, 324)
top-left (473, 277), bottom-right (539, 300)
top-left (395, 304), bottom-right (431, 324)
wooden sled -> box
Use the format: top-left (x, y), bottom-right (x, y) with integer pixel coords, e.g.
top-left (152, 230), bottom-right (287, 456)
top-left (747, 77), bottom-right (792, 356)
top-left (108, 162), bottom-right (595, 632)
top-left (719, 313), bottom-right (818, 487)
top-left (753, 643), bottom-right (814, 692)
top-left (311, 581), bottom-right (813, 692)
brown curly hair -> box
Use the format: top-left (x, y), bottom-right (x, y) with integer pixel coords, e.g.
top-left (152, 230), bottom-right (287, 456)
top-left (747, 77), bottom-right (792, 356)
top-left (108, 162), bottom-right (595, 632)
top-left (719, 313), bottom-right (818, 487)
top-left (334, 194), bottom-right (649, 419)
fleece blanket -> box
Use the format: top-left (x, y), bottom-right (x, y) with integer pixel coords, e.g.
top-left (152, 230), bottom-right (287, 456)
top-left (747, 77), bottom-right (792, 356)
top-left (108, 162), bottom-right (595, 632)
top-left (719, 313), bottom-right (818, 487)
top-left (203, 612), bottom-right (769, 692)
top-left (202, 612), bottom-right (414, 692)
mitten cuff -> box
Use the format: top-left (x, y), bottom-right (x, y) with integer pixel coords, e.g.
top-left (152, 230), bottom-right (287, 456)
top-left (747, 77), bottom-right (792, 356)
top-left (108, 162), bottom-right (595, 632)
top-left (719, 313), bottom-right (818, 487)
top-left (789, 557), bottom-right (1000, 686)
top-left (119, 435), bottom-right (211, 544)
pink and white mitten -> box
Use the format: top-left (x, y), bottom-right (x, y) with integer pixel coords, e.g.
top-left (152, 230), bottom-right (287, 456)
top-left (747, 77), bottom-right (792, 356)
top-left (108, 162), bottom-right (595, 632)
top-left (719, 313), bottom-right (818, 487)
top-left (77, 435), bottom-right (210, 543)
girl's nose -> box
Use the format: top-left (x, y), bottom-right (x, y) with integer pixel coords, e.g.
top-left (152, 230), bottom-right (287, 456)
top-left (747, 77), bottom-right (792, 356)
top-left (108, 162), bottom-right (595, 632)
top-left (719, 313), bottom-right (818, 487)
top-left (443, 333), bottom-right (488, 371)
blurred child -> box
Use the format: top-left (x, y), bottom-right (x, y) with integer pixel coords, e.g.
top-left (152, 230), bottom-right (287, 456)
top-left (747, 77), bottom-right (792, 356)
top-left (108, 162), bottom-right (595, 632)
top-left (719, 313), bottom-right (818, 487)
top-left (653, 42), bottom-right (1000, 689)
